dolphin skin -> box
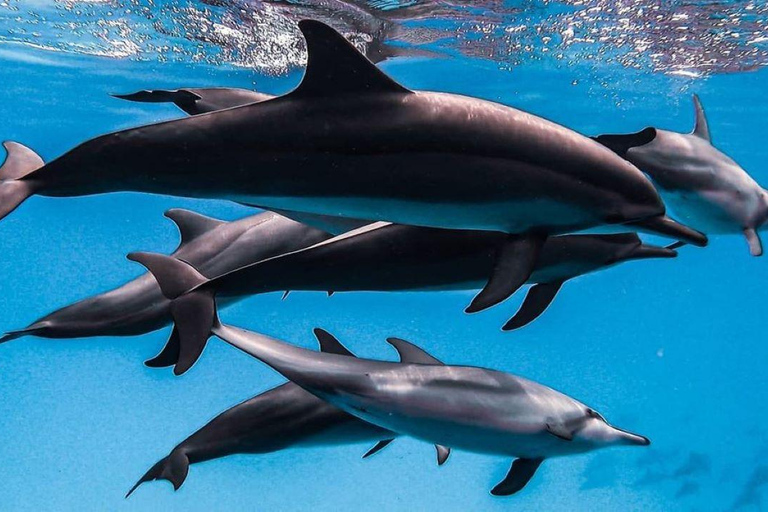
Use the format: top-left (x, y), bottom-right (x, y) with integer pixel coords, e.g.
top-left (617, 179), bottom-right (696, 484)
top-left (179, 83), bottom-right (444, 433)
top-left (202, 320), bottom-right (649, 496)
top-left (128, 225), bottom-right (676, 373)
top-left (0, 210), bottom-right (332, 366)
top-left (127, 333), bottom-right (449, 497)
top-left (0, 20), bottom-right (705, 313)
top-left (594, 95), bottom-right (767, 255)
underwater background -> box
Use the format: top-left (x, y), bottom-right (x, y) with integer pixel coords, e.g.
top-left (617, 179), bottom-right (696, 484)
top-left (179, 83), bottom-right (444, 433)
top-left (0, 1), bottom-right (766, 510)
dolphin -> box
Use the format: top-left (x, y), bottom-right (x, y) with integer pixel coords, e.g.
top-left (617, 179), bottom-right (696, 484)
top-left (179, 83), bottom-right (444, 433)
top-left (112, 87), bottom-right (274, 116)
top-left (128, 225), bottom-right (676, 374)
top-left (161, 316), bottom-right (650, 496)
top-left (0, 210), bottom-right (333, 365)
top-left (0, 20), bottom-right (705, 314)
top-left (593, 95), bottom-right (767, 255)
top-left (127, 332), bottom-right (450, 497)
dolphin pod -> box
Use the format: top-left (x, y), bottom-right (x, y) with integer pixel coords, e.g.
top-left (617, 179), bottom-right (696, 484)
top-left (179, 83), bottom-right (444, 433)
top-left (0, 20), bottom-right (705, 314)
top-left (127, 225), bottom-right (676, 374)
top-left (127, 334), bottom-right (451, 496)
top-left (595, 95), bottom-right (768, 255)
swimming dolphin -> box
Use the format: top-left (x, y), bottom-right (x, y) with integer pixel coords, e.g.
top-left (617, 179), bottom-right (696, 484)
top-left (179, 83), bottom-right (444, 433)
top-left (112, 87), bottom-right (274, 116)
top-left (127, 332), bottom-right (450, 497)
top-left (594, 95), bottom-right (766, 255)
top-left (128, 224), bottom-right (676, 374)
top-left (186, 318), bottom-right (650, 496)
top-left (0, 210), bottom-right (333, 364)
top-left (0, 20), bottom-right (705, 314)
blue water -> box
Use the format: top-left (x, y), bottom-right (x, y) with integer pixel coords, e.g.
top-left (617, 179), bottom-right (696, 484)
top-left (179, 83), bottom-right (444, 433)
top-left (1, 2), bottom-right (767, 511)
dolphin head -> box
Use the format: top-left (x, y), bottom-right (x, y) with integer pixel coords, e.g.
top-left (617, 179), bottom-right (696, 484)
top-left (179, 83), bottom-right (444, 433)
top-left (573, 408), bottom-right (650, 448)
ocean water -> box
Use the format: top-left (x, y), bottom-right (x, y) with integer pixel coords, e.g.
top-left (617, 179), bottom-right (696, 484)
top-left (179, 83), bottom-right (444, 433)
top-left (0, 2), bottom-right (767, 511)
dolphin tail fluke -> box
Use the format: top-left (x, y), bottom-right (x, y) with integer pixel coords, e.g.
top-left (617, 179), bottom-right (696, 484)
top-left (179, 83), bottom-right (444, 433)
top-left (126, 450), bottom-right (190, 498)
top-left (127, 252), bottom-right (213, 375)
top-left (0, 141), bottom-right (42, 220)
top-left (0, 325), bottom-right (43, 344)
top-left (626, 215), bottom-right (708, 247)
top-left (591, 127), bottom-right (657, 157)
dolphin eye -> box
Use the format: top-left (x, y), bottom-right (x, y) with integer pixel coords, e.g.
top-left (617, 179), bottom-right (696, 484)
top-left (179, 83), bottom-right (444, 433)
top-left (586, 409), bottom-right (606, 422)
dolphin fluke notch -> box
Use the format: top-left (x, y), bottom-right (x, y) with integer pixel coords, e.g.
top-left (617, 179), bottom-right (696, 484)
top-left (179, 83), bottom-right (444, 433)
top-left (0, 141), bottom-right (42, 221)
top-left (591, 127), bottom-right (657, 157)
top-left (491, 458), bottom-right (544, 496)
top-left (126, 449), bottom-right (190, 498)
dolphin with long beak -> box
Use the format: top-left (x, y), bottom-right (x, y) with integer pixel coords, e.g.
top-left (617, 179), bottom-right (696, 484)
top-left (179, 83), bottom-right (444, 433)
top-left (594, 95), bottom-right (766, 255)
top-left (0, 20), bottom-right (704, 314)
top-left (143, 314), bottom-right (650, 495)
top-left (127, 333), bottom-right (450, 497)
top-left (128, 225), bottom-right (676, 374)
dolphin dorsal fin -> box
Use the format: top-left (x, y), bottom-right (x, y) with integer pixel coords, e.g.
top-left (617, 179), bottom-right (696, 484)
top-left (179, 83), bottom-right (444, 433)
top-left (386, 337), bottom-right (443, 365)
top-left (692, 94), bottom-right (711, 142)
top-left (292, 20), bottom-right (412, 98)
top-left (313, 328), bottom-right (356, 357)
top-left (165, 209), bottom-right (225, 248)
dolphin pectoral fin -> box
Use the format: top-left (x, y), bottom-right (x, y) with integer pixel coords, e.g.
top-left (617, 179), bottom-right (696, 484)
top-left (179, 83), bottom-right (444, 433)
top-left (665, 241), bottom-right (687, 250)
top-left (435, 445), bottom-right (451, 466)
top-left (545, 423), bottom-right (574, 441)
top-left (591, 127), bottom-right (657, 157)
top-left (313, 328), bottom-right (356, 357)
top-left (165, 209), bottom-right (225, 252)
top-left (490, 458), bottom-right (544, 496)
top-left (292, 20), bottom-right (412, 98)
top-left (744, 228), bottom-right (763, 256)
top-left (281, 290), bottom-right (290, 300)
top-left (144, 327), bottom-right (181, 368)
top-left (691, 94), bottom-right (711, 142)
top-left (362, 439), bottom-right (394, 458)
top-left (327, 291), bottom-right (335, 297)
top-left (502, 281), bottom-right (564, 331)
top-left (465, 234), bottom-right (545, 314)
top-left (385, 337), bottom-right (443, 365)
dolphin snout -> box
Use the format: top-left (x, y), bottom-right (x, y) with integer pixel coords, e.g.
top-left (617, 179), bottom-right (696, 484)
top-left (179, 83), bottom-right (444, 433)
top-left (613, 426), bottom-right (651, 446)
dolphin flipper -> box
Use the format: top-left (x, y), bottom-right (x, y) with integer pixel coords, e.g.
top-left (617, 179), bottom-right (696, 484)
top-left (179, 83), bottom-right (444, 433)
top-left (744, 227), bottom-right (763, 256)
top-left (436, 445), bottom-right (451, 466)
top-left (144, 327), bottom-right (180, 368)
top-left (490, 458), bottom-right (544, 496)
top-left (165, 209), bottom-right (225, 251)
top-left (386, 337), bottom-right (443, 365)
top-left (591, 127), bottom-right (657, 157)
top-left (0, 141), bottom-right (42, 221)
top-left (502, 281), bottom-right (564, 331)
top-left (362, 439), bottom-right (394, 458)
top-left (466, 234), bottom-right (545, 314)
top-left (313, 328), bottom-right (356, 357)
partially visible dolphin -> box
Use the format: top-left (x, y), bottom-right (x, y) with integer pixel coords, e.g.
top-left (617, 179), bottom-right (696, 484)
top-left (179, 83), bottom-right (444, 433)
top-left (112, 87), bottom-right (273, 116)
top-left (128, 225), bottom-right (676, 374)
top-left (148, 314), bottom-right (650, 496)
top-left (127, 332), bottom-right (450, 497)
top-left (0, 210), bottom-right (333, 365)
top-left (0, 20), bottom-right (705, 315)
top-left (594, 95), bottom-right (767, 255)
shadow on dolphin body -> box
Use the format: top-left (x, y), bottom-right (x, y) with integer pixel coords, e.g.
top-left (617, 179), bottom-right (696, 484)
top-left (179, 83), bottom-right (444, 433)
top-left (0, 19), bottom-right (705, 319)
top-left (594, 95), bottom-right (766, 256)
top-left (126, 333), bottom-right (450, 497)
top-left (127, 226), bottom-right (677, 374)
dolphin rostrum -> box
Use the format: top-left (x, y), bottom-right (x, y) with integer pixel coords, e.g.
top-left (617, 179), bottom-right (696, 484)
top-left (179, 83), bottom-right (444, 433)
top-left (168, 316), bottom-right (650, 496)
top-left (128, 224), bottom-right (676, 374)
top-left (0, 210), bottom-right (333, 365)
top-left (127, 333), bottom-right (450, 497)
top-left (594, 95), bottom-right (766, 255)
top-left (0, 20), bottom-right (705, 314)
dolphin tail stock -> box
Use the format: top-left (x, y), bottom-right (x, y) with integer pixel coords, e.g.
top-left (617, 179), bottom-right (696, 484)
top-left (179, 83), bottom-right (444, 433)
top-left (126, 449), bottom-right (190, 498)
top-left (0, 324), bottom-right (46, 344)
top-left (126, 252), bottom-right (212, 375)
top-left (112, 89), bottom-right (202, 115)
top-left (625, 215), bottom-right (708, 247)
top-left (0, 141), bottom-right (42, 220)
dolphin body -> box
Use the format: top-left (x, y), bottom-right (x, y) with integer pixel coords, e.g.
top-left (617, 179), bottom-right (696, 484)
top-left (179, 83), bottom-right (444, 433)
top-left (177, 318), bottom-right (650, 496)
top-left (594, 95), bottom-right (767, 255)
top-left (127, 333), bottom-right (450, 497)
top-left (128, 225), bottom-right (676, 374)
top-left (0, 20), bottom-right (705, 313)
top-left (0, 210), bottom-right (333, 364)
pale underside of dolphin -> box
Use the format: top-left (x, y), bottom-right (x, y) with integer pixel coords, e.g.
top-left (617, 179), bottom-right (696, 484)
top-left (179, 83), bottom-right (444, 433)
top-left (0, 20), bottom-right (705, 314)
top-left (594, 95), bottom-right (767, 256)
top-left (127, 223), bottom-right (676, 374)
top-left (199, 319), bottom-right (649, 496)
top-left (127, 333), bottom-right (450, 497)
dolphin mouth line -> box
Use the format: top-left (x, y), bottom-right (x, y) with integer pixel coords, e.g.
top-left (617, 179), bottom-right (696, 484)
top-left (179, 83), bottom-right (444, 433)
top-left (612, 425), bottom-right (651, 446)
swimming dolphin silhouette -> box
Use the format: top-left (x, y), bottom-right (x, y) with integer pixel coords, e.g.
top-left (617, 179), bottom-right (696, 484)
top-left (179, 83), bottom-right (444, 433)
top-left (0, 210), bottom-right (333, 362)
top-left (113, 87), bottom-right (274, 116)
top-left (128, 225), bottom-right (676, 374)
top-left (127, 333), bottom-right (450, 497)
top-left (0, 20), bottom-right (705, 314)
top-left (594, 95), bottom-right (766, 255)
top-left (185, 319), bottom-right (650, 496)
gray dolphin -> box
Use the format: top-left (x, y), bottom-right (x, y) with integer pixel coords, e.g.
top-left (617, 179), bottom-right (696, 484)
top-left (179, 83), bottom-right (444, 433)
top-left (166, 317), bottom-right (650, 496)
top-left (127, 332), bottom-right (450, 497)
top-left (0, 20), bottom-right (705, 314)
top-left (0, 210), bottom-right (333, 365)
top-left (128, 224), bottom-right (675, 374)
top-left (594, 95), bottom-right (766, 255)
